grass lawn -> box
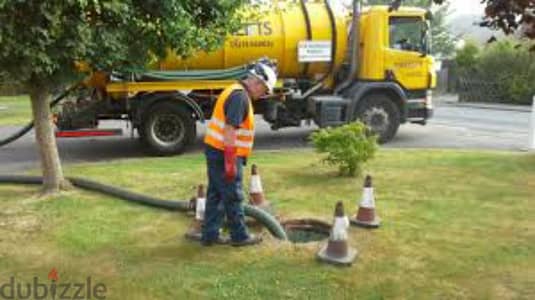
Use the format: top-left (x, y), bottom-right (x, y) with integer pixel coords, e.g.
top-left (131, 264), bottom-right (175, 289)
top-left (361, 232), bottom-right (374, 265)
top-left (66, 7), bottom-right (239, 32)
top-left (0, 149), bottom-right (534, 299)
top-left (0, 95), bottom-right (31, 126)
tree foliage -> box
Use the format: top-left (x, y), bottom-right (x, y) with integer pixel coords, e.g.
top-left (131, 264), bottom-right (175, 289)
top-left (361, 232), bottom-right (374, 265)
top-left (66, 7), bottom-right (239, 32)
top-left (429, 2), bottom-right (456, 57)
top-left (429, 0), bottom-right (534, 44)
top-left (389, 0), bottom-right (534, 43)
top-left (478, 0), bottom-right (535, 40)
top-left (0, 0), bottom-right (247, 89)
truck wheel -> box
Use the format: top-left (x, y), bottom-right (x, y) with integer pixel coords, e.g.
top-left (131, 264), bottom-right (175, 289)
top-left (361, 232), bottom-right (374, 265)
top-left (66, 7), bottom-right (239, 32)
top-left (141, 102), bottom-right (196, 156)
top-left (137, 126), bottom-right (146, 144)
top-left (354, 94), bottom-right (400, 143)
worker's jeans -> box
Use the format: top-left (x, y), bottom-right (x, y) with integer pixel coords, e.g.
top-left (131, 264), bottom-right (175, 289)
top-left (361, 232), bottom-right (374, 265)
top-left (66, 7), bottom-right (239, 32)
top-left (202, 155), bottom-right (249, 243)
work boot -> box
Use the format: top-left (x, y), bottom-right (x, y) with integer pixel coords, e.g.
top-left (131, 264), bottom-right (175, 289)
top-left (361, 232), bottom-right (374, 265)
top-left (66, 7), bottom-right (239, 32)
top-left (231, 234), bottom-right (263, 247)
top-left (200, 236), bottom-right (230, 247)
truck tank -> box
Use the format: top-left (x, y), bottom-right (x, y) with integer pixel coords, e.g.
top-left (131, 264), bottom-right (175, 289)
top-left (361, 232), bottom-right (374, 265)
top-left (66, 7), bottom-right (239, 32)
top-left (156, 2), bottom-right (349, 79)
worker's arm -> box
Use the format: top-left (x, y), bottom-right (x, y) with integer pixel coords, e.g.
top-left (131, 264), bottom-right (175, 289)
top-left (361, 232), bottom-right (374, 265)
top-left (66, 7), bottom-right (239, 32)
top-left (223, 90), bottom-right (248, 182)
top-left (223, 125), bottom-right (238, 147)
top-left (223, 125), bottom-right (238, 182)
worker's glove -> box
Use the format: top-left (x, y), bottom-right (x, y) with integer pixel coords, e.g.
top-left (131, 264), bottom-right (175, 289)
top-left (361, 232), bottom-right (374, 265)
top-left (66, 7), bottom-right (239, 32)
top-left (224, 146), bottom-right (237, 182)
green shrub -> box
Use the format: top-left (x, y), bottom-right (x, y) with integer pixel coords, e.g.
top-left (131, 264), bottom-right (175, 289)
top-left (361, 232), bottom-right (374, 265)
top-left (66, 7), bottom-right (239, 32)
top-left (477, 41), bottom-right (535, 104)
top-left (311, 122), bottom-right (378, 177)
top-left (455, 41), bottom-right (480, 69)
top-left (456, 39), bottom-right (535, 105)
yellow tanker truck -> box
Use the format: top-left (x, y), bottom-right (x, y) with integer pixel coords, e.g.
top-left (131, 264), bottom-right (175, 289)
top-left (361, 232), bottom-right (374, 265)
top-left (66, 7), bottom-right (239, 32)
top-left (56, 0), bottom-right (435, 155)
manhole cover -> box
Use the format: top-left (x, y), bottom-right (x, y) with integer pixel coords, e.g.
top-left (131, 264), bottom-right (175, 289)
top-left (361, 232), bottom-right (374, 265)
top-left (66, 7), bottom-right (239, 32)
top-left (282, 219), bottom-right (331, 243)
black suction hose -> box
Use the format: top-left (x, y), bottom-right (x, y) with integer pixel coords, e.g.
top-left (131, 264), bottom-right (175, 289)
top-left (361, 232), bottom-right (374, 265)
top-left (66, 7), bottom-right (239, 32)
top-left (324, 0), bottom-right (338, 80)
top-left (301, 0), bottom-right (338, 99)
top-left (0, 122), bottom-right (34, 147)
top-left (299, 0), bottom-right (313, 77)
top-left (69, 177), bottom-right (191, 211)
top-left (334, 0), bottom-right (361, 95)
top-left (0, 175), bottom-right (288, 240)
top-left (0, 85), bottom-right (79, 147)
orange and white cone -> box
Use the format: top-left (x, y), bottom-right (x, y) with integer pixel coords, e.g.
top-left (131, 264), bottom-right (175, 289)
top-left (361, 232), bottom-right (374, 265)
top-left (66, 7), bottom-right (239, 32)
top-left (249, 164), bottom-right (272, 211)
top-left (351, 175), bottom-right (381, 228)
top-left (317, 201), bottom-right (358, 266)
top-left (185, 184), bottom-right (206, 241)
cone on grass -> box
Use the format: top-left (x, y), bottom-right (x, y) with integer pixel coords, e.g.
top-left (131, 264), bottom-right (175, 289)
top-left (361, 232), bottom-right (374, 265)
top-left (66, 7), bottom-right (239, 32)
top-left (246, 165), bottom-right (277, 227)
top-left (317, 201), bottom-right (358, 266)
top-left (249, 164), bottom-right (264, 205)
top-left (351, 175), bottom-right (381, 228)
top-left (249, 164), bottom-right (272, 211)
top-left (187, 185), bottom-right (201, 217)
top-left (185, 184), bottom-right (206, 241)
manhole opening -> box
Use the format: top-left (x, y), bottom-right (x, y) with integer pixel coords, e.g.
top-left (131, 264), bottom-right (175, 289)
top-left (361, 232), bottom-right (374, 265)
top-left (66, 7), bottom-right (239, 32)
top-left (282, 219), bottom-right (331, 243)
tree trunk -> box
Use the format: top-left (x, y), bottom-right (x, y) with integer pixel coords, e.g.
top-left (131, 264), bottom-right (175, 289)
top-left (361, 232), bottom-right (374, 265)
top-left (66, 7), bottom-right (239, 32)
top-left (29, 86), bottom-right (67, 195)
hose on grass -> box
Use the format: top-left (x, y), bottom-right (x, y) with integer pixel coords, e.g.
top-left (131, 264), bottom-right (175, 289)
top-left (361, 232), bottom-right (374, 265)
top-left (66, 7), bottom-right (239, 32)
top-left (0, 175), bottom-right (288, 240)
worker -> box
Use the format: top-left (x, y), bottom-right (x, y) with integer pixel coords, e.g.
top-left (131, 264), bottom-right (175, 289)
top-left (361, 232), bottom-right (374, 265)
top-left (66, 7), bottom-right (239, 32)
top-left (202, 60), bottom-right (277, 247)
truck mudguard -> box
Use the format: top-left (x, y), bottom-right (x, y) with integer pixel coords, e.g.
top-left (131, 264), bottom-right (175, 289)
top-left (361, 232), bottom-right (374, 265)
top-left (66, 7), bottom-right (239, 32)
top-left (342, 81), bottom-right (408, 123)
top-left (133, 92), bottom-right (205, 125)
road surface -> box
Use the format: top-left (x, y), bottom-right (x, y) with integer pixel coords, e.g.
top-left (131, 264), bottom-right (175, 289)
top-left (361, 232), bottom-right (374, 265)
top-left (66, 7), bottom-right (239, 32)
top-left (0, 101), bottom-right (531, 172)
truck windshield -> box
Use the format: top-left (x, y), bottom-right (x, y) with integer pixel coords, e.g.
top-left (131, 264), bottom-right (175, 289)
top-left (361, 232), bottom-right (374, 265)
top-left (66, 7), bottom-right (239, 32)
top-left (389, 17), bottom-right (429, 54)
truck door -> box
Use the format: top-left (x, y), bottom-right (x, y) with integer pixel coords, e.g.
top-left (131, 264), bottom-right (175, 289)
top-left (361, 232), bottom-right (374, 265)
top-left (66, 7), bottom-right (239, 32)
top-left (384, 16), bottom-right (431, 91)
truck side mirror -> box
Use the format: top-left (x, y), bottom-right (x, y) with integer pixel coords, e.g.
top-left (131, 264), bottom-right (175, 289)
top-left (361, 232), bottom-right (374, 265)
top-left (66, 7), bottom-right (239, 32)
top-left (425, 10), bottom-right (433, 21)
top-left (420, 21), bottom-right (431, 57)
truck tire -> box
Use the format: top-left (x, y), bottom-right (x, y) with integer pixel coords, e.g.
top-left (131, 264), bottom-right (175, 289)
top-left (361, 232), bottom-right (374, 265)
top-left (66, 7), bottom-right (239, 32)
top-left (354, 93), bottom-right (400, 143)
top-left (141, 102), bottom-right (196, 156)
top-left (137, 126), bottom-right (146, 144)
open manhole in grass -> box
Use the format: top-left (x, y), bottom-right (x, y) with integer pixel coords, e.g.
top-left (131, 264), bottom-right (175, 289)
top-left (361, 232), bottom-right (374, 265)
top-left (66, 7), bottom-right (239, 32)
top-left (282, 218), bottom-right (331, 243)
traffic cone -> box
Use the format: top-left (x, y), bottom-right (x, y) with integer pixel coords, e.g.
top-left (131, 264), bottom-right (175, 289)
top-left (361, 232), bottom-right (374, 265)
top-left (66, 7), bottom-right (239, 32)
top-left (249, 164), bottom-right (272, 211)
top-left (317, 201), bottom-right (358, 266)
top-left (351, 175), bottom-right (381, 228)
top-left (186, 189), bottom-right (197, 217)
top-left (185, 184), bottom-right (206, 241)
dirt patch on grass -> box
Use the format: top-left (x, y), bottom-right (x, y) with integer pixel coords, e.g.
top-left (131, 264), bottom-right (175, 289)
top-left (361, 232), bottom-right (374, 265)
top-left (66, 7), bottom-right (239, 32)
top-left (0, 209), bottom-right (42, 233)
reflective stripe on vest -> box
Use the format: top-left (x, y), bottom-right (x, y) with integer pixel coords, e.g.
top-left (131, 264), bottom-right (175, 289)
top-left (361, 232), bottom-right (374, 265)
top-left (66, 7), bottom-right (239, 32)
top-left (204, 83), bottom-right (255, 157)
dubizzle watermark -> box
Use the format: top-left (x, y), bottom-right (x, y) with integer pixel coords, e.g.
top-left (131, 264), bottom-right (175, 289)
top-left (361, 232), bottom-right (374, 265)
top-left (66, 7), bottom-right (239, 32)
top-left (0, 268), bottom-right (107, 300)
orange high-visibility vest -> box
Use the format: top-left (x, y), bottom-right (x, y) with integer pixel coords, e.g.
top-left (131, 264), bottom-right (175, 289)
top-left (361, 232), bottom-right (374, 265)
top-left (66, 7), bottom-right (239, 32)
top-left (204, 83), bottom-right (255, 157)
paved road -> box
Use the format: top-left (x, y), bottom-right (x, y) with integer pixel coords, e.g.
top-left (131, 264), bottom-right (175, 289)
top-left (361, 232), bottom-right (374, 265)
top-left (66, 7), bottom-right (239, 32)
top-left (0, 101), bottom-right (531, 172)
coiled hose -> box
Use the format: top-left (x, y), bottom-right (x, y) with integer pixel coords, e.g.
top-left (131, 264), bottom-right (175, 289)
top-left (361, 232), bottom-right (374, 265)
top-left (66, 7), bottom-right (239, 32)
top-left (116, 64), bottom-right (251, 82)
top-left (0, 175), bottom-right (288, 240)
top-left (0, 85), bottom-right (79, 147)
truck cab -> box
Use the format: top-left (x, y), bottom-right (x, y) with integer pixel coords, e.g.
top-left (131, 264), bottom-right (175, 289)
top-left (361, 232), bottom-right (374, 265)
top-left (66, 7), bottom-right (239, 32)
top-left (355, 6), bottom-right (434, 129)
top-left (360, 6), bottom-right (435, 90)
top-left (309, 5), bottom-right (435, 143)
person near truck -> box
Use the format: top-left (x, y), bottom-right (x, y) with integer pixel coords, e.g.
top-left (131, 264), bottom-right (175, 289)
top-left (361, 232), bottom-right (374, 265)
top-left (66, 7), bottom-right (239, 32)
top-left (202, 60), bottom-right (277, 247)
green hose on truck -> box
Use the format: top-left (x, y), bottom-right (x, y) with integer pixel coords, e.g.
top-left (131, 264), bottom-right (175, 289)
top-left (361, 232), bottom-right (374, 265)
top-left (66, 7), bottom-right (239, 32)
top-left (0, 175), bottom-right (288, 240)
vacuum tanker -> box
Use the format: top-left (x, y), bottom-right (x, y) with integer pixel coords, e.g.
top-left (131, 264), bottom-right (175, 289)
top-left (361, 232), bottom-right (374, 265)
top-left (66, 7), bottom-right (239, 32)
top-left (56, 1), bottom-right (436, 155)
